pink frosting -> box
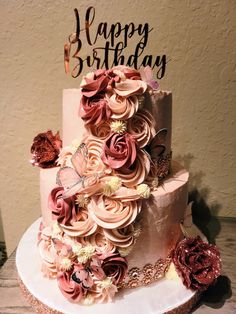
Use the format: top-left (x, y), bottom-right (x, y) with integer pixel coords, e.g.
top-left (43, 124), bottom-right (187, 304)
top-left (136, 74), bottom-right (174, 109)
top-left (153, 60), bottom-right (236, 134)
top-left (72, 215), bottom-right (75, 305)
top-left (104, 223), bottom-right (136, 248)
top-left (59, 207), bottom-right (97, 237)
top-left (37, 226), bottom-right (60, 279)
top-left (102, 132), bottom-right (137, 169)
top-left (101, 252), bottom-right (128, 285)
top-left (86, 121), bottom-right (110, 139)
top-left (113, 65), bottom-right (142, 80)
top-left (88, 195), bottom-right (141, 229)
top-left (49, 187), bottom-right (77, 225)
top-left (107, 93), bottom-right (139, 120)
top-left (79, 228), bottom-right (116, 255)
top-left (115, 149), bottom-right (150, 187)
top-left (57, 268), bottom-right (85, 302)
top-left (80, 70), bottom-right (110, 97)
top-left (84, 137), bottom-right (111, 176)
top-left (127, 109), bottom-right (156, 148)
top-left (108, 186), bottom-right (141, 201)
top-left (79, 94), bottom-right (112, 125)
top-left (114, 79), bottom-right (147, 97)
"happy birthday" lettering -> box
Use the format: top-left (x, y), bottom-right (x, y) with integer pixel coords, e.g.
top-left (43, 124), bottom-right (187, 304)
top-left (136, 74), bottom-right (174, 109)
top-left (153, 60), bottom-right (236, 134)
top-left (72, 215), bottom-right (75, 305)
top-left (64, 7), bottom-right (167, 79)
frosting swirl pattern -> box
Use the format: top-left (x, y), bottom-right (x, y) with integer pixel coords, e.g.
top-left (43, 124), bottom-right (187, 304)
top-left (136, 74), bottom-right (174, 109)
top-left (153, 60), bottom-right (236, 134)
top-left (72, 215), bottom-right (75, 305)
top-left (59, 207), bottom-right (97, 237)
top-left (115, 149), bottom-right (151, 187)
top-left (101, 132), bottom-right (137, 169)
top-left (127, 109), bottom-right (156, 148)
top-left (88, 195), bottom-right (141, 229)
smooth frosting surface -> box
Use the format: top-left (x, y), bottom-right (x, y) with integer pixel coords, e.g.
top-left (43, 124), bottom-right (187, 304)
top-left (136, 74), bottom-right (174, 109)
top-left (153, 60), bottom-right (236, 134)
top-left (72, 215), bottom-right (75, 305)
top-left (40, 167), bottom-right (58, 227)
top-left (127, 161), bottom-right (189, 269)
top-left (63, 89), bottom-right (85, 146)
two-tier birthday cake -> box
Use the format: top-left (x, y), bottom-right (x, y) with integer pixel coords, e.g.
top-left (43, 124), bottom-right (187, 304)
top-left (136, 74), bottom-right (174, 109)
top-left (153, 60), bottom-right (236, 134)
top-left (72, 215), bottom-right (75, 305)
top-left (15, 64), bottom-right (222, 313)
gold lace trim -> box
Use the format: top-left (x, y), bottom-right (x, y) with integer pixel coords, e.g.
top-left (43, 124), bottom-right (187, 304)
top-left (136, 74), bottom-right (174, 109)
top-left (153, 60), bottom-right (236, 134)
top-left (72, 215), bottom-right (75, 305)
top-left (120, 255), bottom-right (172, 289)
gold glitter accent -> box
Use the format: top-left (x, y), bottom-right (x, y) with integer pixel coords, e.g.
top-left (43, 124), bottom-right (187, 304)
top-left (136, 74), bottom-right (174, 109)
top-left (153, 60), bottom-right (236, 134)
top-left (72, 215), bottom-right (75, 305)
top-left (146, 153), bottom-right (172, 189)
top-left (123, 255), bottom-right (172, 289)
top-left (156, 153), bottom-right (172, 181)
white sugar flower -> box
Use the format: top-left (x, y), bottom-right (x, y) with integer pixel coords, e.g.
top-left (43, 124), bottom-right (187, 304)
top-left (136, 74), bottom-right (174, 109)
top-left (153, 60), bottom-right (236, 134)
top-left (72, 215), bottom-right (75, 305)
top-left (110, 120), bottom-right (127, 134)
top-left (77, 246), bottom-right (95, 264)
top-left (137, 184), bottom-right (151, 199)
top-left (59, 257), bottom-right (73, 271)
top-left (103, 177), bottom-right (122, 196)
top-left (98, 277), bottom-right (116, 289)
top-left (71, 243), bottom-right (82, 255)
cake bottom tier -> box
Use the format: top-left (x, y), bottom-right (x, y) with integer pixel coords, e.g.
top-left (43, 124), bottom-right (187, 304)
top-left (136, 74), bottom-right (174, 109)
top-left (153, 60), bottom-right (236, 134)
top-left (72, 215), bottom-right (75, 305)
top-left (16, 219), bottom-right (198, 314)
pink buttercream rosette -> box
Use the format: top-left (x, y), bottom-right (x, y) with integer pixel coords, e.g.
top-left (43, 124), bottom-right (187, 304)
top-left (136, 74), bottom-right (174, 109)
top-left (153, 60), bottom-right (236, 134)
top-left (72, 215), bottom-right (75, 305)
top-left (39, 66), bottom-right (167, 304)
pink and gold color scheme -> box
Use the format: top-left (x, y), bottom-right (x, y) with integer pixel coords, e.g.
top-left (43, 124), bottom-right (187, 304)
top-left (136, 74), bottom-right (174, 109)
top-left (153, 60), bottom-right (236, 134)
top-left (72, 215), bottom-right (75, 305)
top-left (21, 65), bottom-right (221, 311)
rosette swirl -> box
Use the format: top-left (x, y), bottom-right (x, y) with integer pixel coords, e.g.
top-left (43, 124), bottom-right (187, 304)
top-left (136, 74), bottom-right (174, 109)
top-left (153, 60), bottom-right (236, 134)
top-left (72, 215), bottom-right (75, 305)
top-left (84, 137), bottom-right (111, 176)
top-left (101, 253), bottom-right (128, 285)
top-left (38, 227), bottom-right (58, 278)
top-left (79, 94), bottom-right (112, 125)
top-left (79, 229), bottom-right (116, 256)
top-left (87, 121), bottom-right (111, 139)
top-left (30, 130), bottom-right (62, 168)
top-left (114, 79), bottom-right (147, 97)
top-left (57, 267), bottom-right (85, 302)
top-left (107, 93), bottom-right (139, 120)
top-left (103, 223), bottom-right (137, 248)
top-left (101, 132), bottom-right (137, 169)
top-left (127, 109), bottom-right (156, 148)
top-left (80, 70), bottom-right (110, 97)
top-left (115, 149), bottom-right (150, 187)
top-left (88, 195), bottom-right (141, 229)
top-left (59, 206), bottom-right (97, 237)
top-left (49, 187), bottom-right (77, 225)
top-left (113, 65), bottom-right (142, 80)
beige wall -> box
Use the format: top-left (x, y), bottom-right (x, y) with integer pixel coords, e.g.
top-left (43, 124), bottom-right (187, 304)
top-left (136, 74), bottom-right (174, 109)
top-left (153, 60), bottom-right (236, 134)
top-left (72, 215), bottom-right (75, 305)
top-left (0, 0), bottom-right (235, 255)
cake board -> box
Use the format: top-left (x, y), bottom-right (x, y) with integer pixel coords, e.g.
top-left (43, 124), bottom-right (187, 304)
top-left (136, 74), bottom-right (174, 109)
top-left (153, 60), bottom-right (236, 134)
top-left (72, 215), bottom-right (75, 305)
top-left (16, 219), bottom-right (198, 314)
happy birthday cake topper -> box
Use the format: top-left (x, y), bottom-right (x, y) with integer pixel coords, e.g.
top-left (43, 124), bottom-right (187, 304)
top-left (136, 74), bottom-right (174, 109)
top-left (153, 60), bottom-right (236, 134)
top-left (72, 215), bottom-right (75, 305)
top-left (64, 7), bottom-right (167, 79)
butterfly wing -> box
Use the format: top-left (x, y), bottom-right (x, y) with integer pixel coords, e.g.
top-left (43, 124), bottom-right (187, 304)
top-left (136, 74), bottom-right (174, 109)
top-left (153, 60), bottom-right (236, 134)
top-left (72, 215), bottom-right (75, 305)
top-left (147, 128), bottom-right (168, 159)
top-left (90, 258), bottom-right (105, 280)
top-left (72, 269), bottom-right (93, 290)
top-left (140, 66), bottom-right (159, 90)
top-left (56, 166), bottom-right (81, 189)
top-left (71, 143), bottom-right (88, 177)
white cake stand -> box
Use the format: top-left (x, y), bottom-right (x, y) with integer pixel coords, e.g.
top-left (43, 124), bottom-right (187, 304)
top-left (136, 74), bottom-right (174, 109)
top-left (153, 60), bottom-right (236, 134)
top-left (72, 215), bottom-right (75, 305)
top-left (16, 219), bottom-right (198, 314)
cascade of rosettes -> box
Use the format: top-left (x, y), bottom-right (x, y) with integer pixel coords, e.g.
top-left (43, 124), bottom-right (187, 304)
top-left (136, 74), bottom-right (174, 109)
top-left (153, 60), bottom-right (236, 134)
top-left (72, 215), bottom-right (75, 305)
top-left (31, 66), bottom-right (221, 305)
